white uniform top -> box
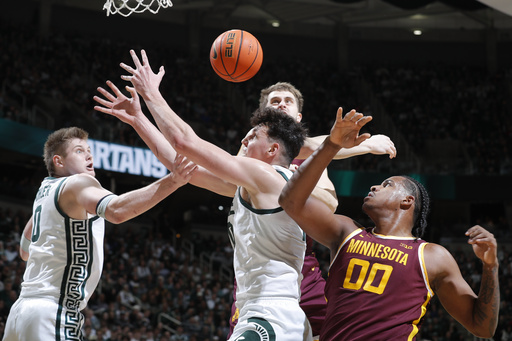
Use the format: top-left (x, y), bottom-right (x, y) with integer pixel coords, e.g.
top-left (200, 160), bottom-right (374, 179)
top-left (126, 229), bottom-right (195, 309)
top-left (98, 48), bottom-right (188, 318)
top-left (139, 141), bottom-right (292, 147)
top-left (228, 165), bottom-right (306, 305)
top-left (21, 176), bottom-right (105, 311)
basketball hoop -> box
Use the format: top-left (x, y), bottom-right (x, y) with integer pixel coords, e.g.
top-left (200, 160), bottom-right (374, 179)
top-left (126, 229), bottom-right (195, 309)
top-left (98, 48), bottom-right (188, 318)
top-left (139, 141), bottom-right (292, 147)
top-left (103, 0), bottom-right (173, 17)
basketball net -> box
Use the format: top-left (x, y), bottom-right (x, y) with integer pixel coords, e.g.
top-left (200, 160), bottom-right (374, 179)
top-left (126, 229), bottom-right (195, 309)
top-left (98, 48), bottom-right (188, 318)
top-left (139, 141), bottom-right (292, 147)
top-left (103, 0), bottom-right (173, 17)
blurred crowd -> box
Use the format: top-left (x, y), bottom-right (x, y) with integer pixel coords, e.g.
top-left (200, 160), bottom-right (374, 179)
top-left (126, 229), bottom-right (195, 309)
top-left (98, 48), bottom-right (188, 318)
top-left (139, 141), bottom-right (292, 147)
top-left (1, 21), bottom-right (511, 175)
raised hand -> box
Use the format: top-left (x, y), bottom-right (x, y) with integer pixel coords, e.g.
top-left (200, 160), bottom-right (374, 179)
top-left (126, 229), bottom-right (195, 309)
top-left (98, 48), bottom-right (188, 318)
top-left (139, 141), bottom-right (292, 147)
top-left (359, 134), bottom-right (397, 159)
top-left (120, 49), bottom-right (164, 100)
top-left (169, 154), bottom-right (197, 187)
top-left (466, 225), bottom-right (498, 267)
top-left (93, 80), bottom-right (142, 126)
top-left (329, 107), bottom-right (372, 149)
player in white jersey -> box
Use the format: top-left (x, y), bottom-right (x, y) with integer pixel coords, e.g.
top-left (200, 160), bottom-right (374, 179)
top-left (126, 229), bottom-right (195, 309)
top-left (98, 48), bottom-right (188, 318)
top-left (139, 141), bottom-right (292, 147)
top-left (228, 165), bottom-right (309, 340)
top-left (93, 49), bottom-right (313, 340)
top-left (4, 127), bottom-right (195, 341)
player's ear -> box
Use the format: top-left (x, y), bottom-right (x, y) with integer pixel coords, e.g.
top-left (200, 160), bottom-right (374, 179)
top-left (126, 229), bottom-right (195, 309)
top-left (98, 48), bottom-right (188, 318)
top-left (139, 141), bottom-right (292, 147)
top-left (53, 155), bottom-right (64, 168)
top-left (296, 112), bottom-right (303, 122)
top-left (268, 142), bottom-right (279, 156)
top-left (400, 195), bottom-right (415, 210)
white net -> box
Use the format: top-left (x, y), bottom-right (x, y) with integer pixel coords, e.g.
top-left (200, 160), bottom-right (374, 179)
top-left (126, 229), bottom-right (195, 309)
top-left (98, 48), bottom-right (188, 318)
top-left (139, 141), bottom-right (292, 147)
top-left (103, 0), bottom-right (173, 17)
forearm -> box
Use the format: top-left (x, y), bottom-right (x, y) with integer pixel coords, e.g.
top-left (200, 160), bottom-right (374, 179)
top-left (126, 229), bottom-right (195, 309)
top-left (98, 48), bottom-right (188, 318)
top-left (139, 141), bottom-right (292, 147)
top-left (131, 114), bottom-right (177, 170)
top-left (333, 144), bottom-right (371, 160)
top-left (142, 90), bottom-right (195, 153)
top-left (311, 186), bottom-right (338, 213)
top-left (299, 136), bottom-right (371, 160)
top-left (472, 263), bottom-right (500, 337)
top-left (19, 217), bottom-right (33, 261)
top-left (106, 174), bottom-right (183, 224)
top-left (281, 137), bottom-right (341, 211)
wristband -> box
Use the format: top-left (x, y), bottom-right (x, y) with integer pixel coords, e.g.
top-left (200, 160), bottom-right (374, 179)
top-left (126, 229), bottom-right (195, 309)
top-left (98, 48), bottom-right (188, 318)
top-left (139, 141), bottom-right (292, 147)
top-left (20, 234), bottom-right (31, 253)
top-left (96, 194), bottom-right (117, 219)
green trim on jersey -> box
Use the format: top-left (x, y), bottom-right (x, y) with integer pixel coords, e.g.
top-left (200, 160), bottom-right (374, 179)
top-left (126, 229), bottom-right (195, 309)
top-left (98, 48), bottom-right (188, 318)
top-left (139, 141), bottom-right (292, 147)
top-left (238, 193), bottom-right (284, 214)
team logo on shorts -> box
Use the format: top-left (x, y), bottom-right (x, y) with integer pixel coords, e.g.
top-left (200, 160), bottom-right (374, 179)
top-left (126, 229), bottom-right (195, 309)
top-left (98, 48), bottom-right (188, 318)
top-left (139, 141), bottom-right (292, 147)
top-left (234, 317), bottom-right (276, 341)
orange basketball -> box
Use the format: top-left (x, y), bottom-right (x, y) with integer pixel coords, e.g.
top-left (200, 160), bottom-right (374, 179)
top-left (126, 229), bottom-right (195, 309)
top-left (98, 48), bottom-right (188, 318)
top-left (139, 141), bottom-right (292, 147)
top-left (209, 29), bottom-right (263, 83)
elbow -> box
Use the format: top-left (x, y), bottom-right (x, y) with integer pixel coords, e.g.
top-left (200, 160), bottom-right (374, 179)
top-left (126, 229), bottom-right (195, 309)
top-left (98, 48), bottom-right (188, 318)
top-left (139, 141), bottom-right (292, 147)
top-left (467, 321), bottom-right (497, 339)
top-left (171, 127), bottom-right (196, 155)
top-left (471, 330), bottom-right (495, 339)
top-left (105, 208), bottom-right (129, 225)
top-left (20, 250), bottom-right (29, 261)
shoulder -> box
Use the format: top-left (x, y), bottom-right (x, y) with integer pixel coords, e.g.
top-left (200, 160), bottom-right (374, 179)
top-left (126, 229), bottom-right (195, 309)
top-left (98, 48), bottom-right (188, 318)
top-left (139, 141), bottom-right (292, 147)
top-left (423, 242), bottom-right (453, 260)
top-left (61, 173), bottom-right (102, 193)
top-left (423, 242), bottom-right (459, 290)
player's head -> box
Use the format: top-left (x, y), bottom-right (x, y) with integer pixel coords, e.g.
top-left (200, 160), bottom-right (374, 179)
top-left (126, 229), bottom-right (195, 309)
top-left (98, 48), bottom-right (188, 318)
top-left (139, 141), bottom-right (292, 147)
top-left (259, 82), bottom-right (304, 122)
top-left (44, 127), bottom-right (94, 177)
top-left (245, 107), bottom-right (307, 165)
top-left (363, 176), bottom-right (430, 238)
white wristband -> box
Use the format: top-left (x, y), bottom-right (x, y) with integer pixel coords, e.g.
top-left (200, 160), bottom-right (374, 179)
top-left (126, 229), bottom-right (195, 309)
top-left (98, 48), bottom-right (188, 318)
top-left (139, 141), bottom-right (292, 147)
top-left (96, 194), bottom-right (117, 219)
top-left (20, 234), bottom-right (31, 253)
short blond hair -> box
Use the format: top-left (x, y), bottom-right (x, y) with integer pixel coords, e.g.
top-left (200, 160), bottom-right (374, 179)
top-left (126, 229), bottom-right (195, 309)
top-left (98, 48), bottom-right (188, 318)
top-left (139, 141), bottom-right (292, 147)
top-left (44, 127), bottom-right (88, 176)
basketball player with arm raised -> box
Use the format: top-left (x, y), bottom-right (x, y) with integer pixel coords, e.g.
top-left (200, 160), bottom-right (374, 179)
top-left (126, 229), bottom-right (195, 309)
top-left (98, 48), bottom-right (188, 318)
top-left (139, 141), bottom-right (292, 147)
top-left (278, 107), bottom-right (500, 340)
top-left (228, 82), bottom-right (396, 338)
top-left (94, 49), bottom-right (314, 340)
top-left (4, 127), bottom-right (195, 341)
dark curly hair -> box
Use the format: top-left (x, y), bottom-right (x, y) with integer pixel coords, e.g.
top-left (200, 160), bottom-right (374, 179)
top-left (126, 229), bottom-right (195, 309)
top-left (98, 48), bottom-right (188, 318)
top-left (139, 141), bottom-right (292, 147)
top-left (250, 107), bottom-right (307, 164)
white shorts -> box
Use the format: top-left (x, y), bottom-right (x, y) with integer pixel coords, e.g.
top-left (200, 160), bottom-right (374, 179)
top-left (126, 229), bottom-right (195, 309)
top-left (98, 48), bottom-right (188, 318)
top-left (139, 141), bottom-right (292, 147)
top-left (229, 297), bottom-right (313, 341)
top-left (3, 297), bottom-right (84, 341)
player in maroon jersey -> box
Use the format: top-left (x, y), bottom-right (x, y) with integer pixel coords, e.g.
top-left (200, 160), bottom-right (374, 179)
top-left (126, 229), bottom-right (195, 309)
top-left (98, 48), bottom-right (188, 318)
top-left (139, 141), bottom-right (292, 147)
top-left (279, 107), bottom-right (500, 340)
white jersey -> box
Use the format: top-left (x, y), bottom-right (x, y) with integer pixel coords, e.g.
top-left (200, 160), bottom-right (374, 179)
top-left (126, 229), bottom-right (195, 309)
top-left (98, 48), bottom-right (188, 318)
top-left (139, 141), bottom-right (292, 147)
top-left (228, 165), bottom-right (306, 304)
top-left (21, 176), bottom-right (105, 311)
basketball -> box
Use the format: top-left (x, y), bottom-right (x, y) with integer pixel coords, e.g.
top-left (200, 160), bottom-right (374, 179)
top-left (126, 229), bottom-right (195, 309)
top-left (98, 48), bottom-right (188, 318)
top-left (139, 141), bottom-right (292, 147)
top-left (209, 29), bottom-right (263, 83)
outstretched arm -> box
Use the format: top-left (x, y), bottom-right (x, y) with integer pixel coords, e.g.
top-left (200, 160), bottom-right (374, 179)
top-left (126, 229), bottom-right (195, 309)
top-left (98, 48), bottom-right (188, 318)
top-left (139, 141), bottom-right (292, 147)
top-left (426, 225), bottom-right (499, 338)
top-left (118, 49), bottom-right (282, 202)
top-left (279, 108), bottom-right (371, 252)
top-left (297, 134), bottom-right (396, 160)
top-left (94, 81), bottom-right (236, 197)
top-left (62, 155), bottom-right (196, 224)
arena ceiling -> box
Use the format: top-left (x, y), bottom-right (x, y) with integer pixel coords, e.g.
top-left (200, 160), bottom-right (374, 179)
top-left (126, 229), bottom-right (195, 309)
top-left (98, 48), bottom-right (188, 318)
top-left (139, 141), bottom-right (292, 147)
top-left (49, 0), bottom-right (512, 32)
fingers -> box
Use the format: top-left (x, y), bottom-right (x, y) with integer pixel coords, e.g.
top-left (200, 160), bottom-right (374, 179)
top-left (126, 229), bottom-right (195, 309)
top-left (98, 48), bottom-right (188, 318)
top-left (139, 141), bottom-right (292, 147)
top-left (105, 80), bottom-right (123, 97)
top-left (95, 86), bottom-right (115, 102)
top-left (120, 62), bottom-right (134, 74)
top-left (93, 104), bottom-right (111, 115)
top-left (391, 146), bottom-right (397, 159)
top-left (130, 49), bottom-right (143, 69)
top-left (173, 154), bottom-right (197, 179)
top-left (125, 86), bottom-right (138, 99)
top-left (354, 132), bottom-right (371, 145)
top-left (93, 94), bottom-right (111, 109)
top-left (141, 49), bottom-right (149, 67)
top-left (466, 225), bottom-right (496, 245)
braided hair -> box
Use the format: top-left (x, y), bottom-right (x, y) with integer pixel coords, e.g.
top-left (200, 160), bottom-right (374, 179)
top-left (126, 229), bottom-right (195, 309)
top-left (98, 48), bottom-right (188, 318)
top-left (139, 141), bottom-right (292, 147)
top-left (401, 176), bottom-right (431, 239)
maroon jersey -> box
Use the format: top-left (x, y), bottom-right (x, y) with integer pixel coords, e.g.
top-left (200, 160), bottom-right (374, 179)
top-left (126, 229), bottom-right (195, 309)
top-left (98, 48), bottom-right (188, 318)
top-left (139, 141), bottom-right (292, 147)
top-left (321, 228), bottom-right (433, 341)
top-left (300, 235), bottom-right (327, 336)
